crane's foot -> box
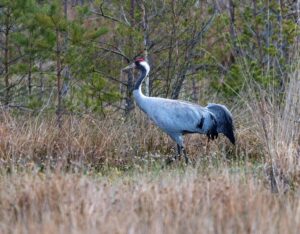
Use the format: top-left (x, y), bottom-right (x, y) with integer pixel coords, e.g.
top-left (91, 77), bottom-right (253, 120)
top-left (163, 145), bottom-right (190, 167)
top-left (182, 148), bottom-right (191, 164)
top-left (184, 156), bottom-right (190, 164)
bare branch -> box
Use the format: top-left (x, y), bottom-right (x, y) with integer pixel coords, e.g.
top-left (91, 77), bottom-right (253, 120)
top-left (90, 3), bottom-right (130, 26)
top-left (94, 69), bottom-right (128, 86)
top-left (97, 46), bottom-right (131, 63)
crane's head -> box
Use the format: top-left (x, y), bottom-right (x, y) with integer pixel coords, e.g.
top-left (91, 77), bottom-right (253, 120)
top-left (122, 58), bottom-right (150, 74)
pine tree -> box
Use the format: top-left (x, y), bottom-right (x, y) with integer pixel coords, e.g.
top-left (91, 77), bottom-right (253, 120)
top-left (0, 0), bottom-right (28, 105)
top-left (34, 0), bottom-right (109, 123)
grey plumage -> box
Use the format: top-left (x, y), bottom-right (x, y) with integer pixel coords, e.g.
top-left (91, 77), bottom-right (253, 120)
top-left (123, 58), bottom-right (235, 163)
top-left (206, 103), bottom-right (235, 144)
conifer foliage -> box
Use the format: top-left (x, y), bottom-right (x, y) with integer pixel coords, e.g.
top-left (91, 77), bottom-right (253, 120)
top-left (0, 0), bottom-right (299, 119)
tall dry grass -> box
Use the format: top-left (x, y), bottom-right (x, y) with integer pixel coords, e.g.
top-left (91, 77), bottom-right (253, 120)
top-left (244, 50), bottom-right (300, 192)
top-left (0, 166), bottom-right (299, 234)
top-left (0, 111), bottom-right (168, 170)
top-left (0, 108), bottom-right (246, 172)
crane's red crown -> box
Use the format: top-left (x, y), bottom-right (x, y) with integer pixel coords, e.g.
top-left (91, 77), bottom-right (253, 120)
top-left (135, 58), bottom-right (145, 62)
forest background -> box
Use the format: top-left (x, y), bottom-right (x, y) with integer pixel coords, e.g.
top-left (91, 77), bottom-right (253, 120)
top-left (2, 0), bottom-right (298, 117)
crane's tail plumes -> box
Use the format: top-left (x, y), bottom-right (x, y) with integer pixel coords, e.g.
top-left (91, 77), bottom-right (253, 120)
top-left (206, 103), bottom-right (235, 144)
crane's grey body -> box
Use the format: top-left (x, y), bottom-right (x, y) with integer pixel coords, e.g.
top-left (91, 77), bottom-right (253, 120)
top-left (134, 93), bottom-right (217, 144)
top-left (124, 59), bottom-right (235, 163)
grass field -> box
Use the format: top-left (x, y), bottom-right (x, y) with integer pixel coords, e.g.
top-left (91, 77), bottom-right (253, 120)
top-left (0, 161), bottom-right (299, 234)
top-left (0, 107), bottom-right (299, 234)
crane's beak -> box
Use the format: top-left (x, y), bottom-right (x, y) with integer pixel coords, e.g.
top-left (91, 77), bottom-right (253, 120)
top-left (122, 63), bottom-right (136, 71)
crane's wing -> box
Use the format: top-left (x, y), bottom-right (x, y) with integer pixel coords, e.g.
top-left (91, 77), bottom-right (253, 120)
top-left (206, 103), bottom-right (235, 144)
top-left (141, 97), bottom-right (213, 134)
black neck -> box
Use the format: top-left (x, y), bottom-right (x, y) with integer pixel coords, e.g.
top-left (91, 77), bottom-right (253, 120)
top-left (134, 66), bottom-right (147, 91)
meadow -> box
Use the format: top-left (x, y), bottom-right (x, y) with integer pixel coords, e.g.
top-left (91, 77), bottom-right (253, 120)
top-left (1, 162), bottom-right (300, 234)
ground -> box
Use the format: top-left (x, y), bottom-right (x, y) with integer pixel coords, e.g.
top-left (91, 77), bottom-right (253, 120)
top-left (0, 160), bottom-right (299, 234)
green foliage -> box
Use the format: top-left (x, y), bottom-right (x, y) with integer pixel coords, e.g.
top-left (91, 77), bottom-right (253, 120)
top-left (84, 28), bottom-right (108, 41)
top-left (35, 13), bottom-right (56, 28)
top-left (210, 0), bottom-right (300, 97)
top-left (27, 95), bottom-right (43, 109)
top-left (76, 5), bottom-right (90, 18)
top-left (69, 23), bottom-right (85, 44)
top-left (0, 0), bottom-right (299, 114)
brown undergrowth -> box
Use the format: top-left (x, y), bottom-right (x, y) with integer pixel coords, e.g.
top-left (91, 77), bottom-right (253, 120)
top-left (0, 108), bottom-right (253, 172)
top-left (245, 52), bottom-right (300, 193)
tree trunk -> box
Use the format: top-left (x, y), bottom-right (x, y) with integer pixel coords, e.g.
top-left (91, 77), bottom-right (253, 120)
top-left (28, 43), bottom-right (32, 96)
top-left (63, 0), bottom-right (70, 97)
top-left (124, 0), bottom-right (135, 115)
top-left (252, 0), bottom-right (263, 64)
top-left (165, 0), bottom-right (177, 97)
top-left (141, 0), bottom-right (150, 96)
top-left (276, 0), bottom-right (285, 90)
top-left (56, 29), bottom-right (63, 127)
top-left (229, 0), bottom-right (240, 57)
top-left (125, 70), bottom-right (135, 115)
top-left (4, 12), bottom-right (10, 105)
top-left (39, 62), bottom-right (44, 99)
top-left (192, 76), bottom-right (197, 102)
top-left (171, 67), bottom-right (189, 99)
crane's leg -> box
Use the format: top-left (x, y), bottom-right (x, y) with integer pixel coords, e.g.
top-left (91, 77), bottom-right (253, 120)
top-left (175, 135), bottom-right (190, 164)
top-left (176, 144), bottom-right (189, 164)
top-left (166, 134), bottom-right (190, 164)
top-left (205, 138), bottom-right (210, 154)
top-left (182, 147), bottom-right (189, 164)
top-left (176, 144), bottom-right (182, 160)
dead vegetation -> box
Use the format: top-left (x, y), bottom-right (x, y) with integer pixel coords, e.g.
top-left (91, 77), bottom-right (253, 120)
top-left (0, 166), bottom-right (299, 234)
top-left (0, 101), bottom-right (298, 233)
top-left (244, 52), bottom-right (300, 193)
top-left (0, 109), bottom-right (245, 171)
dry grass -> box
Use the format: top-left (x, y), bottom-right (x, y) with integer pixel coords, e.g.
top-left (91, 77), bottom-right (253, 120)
top-left (0, 108), bottom-right (296, 233)
top-left (0, 102), bottom-right (282, 234)
top-left (0, 166), bottom-right (299, 234)
top-left (0, 109), bottom-right (247, 172)
top-left (245, 54), bottom-right (300, 192)
top-left (0, 111), bottom-right (168, 170)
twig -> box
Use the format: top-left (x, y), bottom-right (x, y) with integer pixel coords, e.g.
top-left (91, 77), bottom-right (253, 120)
top-left (90, 3), bottom-right (130, 26)
top-left (94, 69), bottom-right (128, 86)
top-left (97, 46), bottom-right (131, 62)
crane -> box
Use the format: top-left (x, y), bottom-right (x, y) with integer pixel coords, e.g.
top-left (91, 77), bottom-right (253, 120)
top-left (123, 58), bottom-right (235, 164)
